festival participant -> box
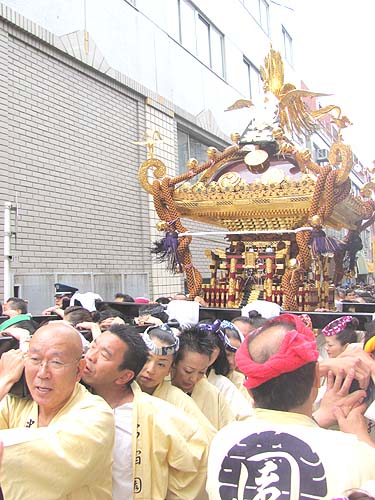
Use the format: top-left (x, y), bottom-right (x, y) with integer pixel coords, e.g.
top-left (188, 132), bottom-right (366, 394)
top-left (0, 322), bottom-right (114, 499)
top-left (203, 320), bottom-right (252, 419)
top-left (171, 325), bottom-right (234, 430)
top-left (83, 323), bottom-right (209, 500)
top-left (220, 320), bottom-right (253, 404)
top-left (322, 316), bottom-right (359, 358)
top-left (1, 297), bottom-right (38, 335)
top-left (137, 323), bottom-right (216, 440)
top-left (206, 313), bottom-right (375, 500)
top-left (232, 311), bottom-right (266, 337)
top-left (114, 293), bottom-right (135, 303)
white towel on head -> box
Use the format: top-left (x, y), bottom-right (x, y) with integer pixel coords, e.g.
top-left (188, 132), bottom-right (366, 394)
top-left (166, 300), bottom-right (200, 328)
top-left (241, 300), bottom-right (281, 319)
top-left (70, 292), bottom-right (103, 312)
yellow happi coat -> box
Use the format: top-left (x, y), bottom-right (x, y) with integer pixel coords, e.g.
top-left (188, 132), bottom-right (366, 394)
top-left (227, 369), bottom-right (254, 405)
top-left (153, 378), bottom-right (216, 441)
top-left (131, 381), bottom-right (209, 500)
top-left (191, 376), bottom-right (235, 431)
top-left (0, 382), bottom-right (114, 500)
top-left (207, 370), bottom-right (252, 420)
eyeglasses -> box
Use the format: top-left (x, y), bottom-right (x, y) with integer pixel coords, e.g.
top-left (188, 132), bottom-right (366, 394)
top-left (26, 356), bottom-right (80, 371)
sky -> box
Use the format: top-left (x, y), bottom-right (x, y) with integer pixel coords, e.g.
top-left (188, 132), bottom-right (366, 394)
top-left (293, 0), bottom-right (375, 167)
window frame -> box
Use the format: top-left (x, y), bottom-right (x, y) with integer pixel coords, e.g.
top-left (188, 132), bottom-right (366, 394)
top-left (243, 57), bottom-right (261, 100)
top-left (282, 25), bottom-right (293, 65)
top-left (176, 0), bottom-right (225, 78)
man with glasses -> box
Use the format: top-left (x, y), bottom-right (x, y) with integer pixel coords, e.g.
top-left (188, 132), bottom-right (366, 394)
top-left (0, 322), bottom-right (114, 499)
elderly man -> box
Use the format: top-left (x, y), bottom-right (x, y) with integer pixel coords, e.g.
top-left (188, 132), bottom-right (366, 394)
top-left (82, 323), bottom-right (209, 500)
top-left (206, 313), bottom-right (375, 500)
top-left (0, 322), bottom-right (114, 499)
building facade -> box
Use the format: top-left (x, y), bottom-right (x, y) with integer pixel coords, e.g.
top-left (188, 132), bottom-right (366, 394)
top-left (7, 0), bottom-right (364, 312)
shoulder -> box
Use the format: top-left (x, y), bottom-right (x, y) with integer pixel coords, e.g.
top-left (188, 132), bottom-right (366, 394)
top-left (56, 384), bottom-right (114, 429)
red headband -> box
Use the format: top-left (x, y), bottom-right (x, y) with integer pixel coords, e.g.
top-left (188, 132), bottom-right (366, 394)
top-left (236, 314), bottom-right (319, 389)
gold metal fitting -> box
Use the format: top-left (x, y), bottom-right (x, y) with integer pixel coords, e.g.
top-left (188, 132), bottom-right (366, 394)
top-left (230, 133), bottom-right (241, 144)
top-left (207, 147), bottom-right (217, 159)
top-left (156, 221), bottom-right (168, 231)
top-left (187, 158), bottom-right (199, 170)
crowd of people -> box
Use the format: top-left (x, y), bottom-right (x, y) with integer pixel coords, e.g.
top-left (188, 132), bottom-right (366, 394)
top-left (0, 284), bottom-right (375, 499)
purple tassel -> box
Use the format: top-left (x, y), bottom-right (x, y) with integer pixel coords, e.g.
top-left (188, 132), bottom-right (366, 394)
top-left (151, 231), bottom-right (182, 273)
top-left (309, 228), bottom-right (342, 257)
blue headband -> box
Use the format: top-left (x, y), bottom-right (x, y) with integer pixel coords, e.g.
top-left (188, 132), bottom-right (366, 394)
top-left (197, 320), bottom-right (240, 352)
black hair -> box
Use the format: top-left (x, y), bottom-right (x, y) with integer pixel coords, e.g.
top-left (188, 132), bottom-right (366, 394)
top-left (99, 309), bottom-right (127, 322)
top-left (251, 362), bottom-right (317, 411)
top-left (233, 313), bottom-right (266, 330)
top-left (64, 306), bottom-right (93, 326)
top-left (174, 324), bottom-right (215, 365)
top-left (148, 325), bottom-right (178, 346)
top-left (198, 320), bottom-right (231, 376)
top-left (346, 490), bottom-right (375, 500)
top-left (6, 297), bottom-right (28, 314)
top-left (114, 293), bottom-right (135, 302)
top-left (108, 324), bottom-right (149, 381)
top-left (155, 296), bottom-right (171, 305)
top-left (139, 304), bottom-right (169, 323)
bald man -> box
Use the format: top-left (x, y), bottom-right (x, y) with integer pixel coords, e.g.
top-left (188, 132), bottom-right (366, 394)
top-left (207, 314), bottom-right (375, 500)
top-left (0, 322), bottom-right (114, 499)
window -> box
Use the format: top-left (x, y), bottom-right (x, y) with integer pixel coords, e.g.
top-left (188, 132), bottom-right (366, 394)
top-left (282, 26), bottom-right (293, 65)
top-left (180, 0), bottom-right (196, 55)
top-left (259, 0), bottom-right (270, 33)
top-left (242, 0), bottom-right (269, 34)
top-left (196, 15), bottom-right (210, 66)
top-left (244, 58), bottom-right (261, 99)
top-left (178, 129), bottom-right (211, 175)
top-left (177, 0), bottom-right (225, 77)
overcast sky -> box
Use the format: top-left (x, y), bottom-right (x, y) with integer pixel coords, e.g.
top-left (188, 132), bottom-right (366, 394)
top-left (293, 0), bottom-right (374, 167)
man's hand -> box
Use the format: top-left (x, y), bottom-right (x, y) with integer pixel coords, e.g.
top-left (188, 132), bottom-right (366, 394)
top-left (319, 355), bottom-right (371, 390)
top-left (313, 369), bottom-right (366, 428)
top-left (41, 306), bottom-right (64, 318)
top-left (135, 315), bottom-right (162, 326)
top-left (333, 404), bottom-right (374, 447)
top-left (2, 327), bottom-right (29, 342)
top-left (0, 349), bottom-right (25, 399)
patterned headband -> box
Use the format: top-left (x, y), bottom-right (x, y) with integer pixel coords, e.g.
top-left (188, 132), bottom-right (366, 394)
top-left (321, 316), bottom-right (354, 337)
top-left (197, 320), bottom-right (238, 352)
top-left (142, 324), bottom-right (180, 356)
top-left (221, 320), bottom-right (245, 343)
top-left (300, 313), bottom-right (313, 331)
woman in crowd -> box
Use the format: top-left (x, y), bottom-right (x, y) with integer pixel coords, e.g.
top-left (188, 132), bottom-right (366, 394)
top-left (322, 316), bottom-right (359, 358)
top-left (171, 325), bottom-right (234, 430)
top-left (232, 310), bottom-right (266, 337)
top-left (136, 324), bottom-right (216, 440)
top-left (204, 320), bottom-right (252, 417)
top-left (220, 320), bottom-right (254, 404)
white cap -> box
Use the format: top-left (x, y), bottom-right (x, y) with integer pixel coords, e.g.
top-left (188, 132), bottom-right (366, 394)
top-left (241, 300), bottom-right (281, 319)
top-left (166, 300), bottom-right (200, 328)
